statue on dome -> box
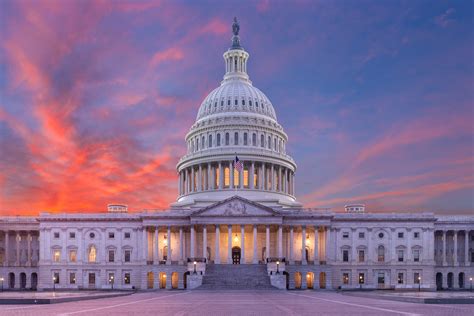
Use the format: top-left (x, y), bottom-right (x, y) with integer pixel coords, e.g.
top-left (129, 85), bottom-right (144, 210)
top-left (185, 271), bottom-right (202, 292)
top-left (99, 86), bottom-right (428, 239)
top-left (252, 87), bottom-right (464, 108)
top-left (232, 17), bottom-right (240, 36)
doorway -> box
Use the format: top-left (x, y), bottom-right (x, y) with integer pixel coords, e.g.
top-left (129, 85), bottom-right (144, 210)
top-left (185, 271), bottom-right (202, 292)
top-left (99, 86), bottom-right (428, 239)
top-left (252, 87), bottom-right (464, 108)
top-left (294, 272), bottom-right (302, 289)
top-left (319, 272), bottom-right (326, 289)
top-left (147, 272), bottom-right (154, 289)
top-left (447, 272), bottom-right (453, 289)
top-left (9, 272), bottom-right (15, 289)
top-left (159, 272), bottom-right (166, 289)
top-left (377, 272), bottom-right (385, 288)
top-left (306, 272), bottom-right (314, 289)
top-left (20, 273), bottom-right (26, 289)
top-left (232, 246), bottom-right (241, 264)
top-left (31, 273), bottom-right (38, 290)
top-left (459, 272), bottom-right (464, 289)
top-left (436, 272), bottom-right (443, 290)
top-left (88, 273), bottom-right (96, 288)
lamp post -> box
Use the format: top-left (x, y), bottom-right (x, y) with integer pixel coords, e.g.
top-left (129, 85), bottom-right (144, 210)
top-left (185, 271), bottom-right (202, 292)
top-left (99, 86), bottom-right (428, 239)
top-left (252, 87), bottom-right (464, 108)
top-left (52, 276), bottom-right (56, 297)
top-left (0, 277), bottom-right (4, 292)
top-left (359, 275), bottom-right (363, 290)
top-left (110, 275), bottom-right (114, 290)
top-left (470, 277), bottom-right (472, 292)
top-left (418, 276), bottom-right (421, 292)
top-left (193, 261), bottom-right (197, 274)
top-left (276, 261), bottom-right (280, 274)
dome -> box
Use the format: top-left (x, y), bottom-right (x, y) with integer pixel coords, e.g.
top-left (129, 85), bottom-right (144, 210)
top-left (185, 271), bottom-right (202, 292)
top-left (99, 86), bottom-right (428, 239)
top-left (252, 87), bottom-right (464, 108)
top-left (196, 79), bottom-right (277, 122)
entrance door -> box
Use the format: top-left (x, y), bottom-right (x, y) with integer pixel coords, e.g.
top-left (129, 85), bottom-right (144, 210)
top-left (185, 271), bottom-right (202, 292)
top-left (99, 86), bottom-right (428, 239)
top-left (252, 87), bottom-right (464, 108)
top-left (232, 246), bottom-right (241, 264)
top-left (377, 272), bottom-right (385, 288)
top-left (88, 273), bottom-right (96, 288)
top-left (31, 273), bottom-right (38, 290)
top-left (436, 273), bottom-right (443, 290)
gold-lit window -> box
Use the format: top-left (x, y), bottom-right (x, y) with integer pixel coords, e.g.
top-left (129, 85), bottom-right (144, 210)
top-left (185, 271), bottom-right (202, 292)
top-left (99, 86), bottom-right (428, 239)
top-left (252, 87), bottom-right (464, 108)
top-left (69, 250), bottom-right (77, 262)
top-left (88, 245), bottom-right (97, 263)
top-left (215, 167), bottom-right (220, 188)
top-left (233, 169), bottom-right (239, 187)
top-left (224, 167), bottom-right (230, 187)
top-left (254, 169), bottom-right (258, 187)
top-left (243, 169), bottom-right (249, 188)
top-left (53, 250), bottom-right (61, 262)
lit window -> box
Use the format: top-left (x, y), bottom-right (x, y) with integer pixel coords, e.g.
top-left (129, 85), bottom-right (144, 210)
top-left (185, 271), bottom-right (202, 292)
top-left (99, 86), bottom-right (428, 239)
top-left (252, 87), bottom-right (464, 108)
top-left (359, 273), bottom-right (365, 284)
top-left (414, 272), bottom-right (420, 284)
top-left (53, 250), bottom-right (61, 262)
top-left (224, 167), bottom-right (230, 187)
top-left (342, 273), bottom-right (349, 284)
top-left (243, 168), bottom-right (249, 188)
top-left (398, 272), bottom-right (404, 284)
top-left (215, 167), bottom-right (220, 188)
top-left (69, 250), bottom-right (77, 262)
top-left (124, 273), bottom-right (131, 284)
top-left (233, 168), bottom-right (239, 187)
top-left (70, 272), bottom-right (76, 284)
top-left (88, 246), bottom-right (97, 262)
top-left (53, 272), bottom-right (60, 284)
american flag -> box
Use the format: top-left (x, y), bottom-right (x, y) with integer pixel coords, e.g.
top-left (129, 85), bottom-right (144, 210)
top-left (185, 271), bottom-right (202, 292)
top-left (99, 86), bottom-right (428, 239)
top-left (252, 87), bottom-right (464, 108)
top-left (234, 155), bottom-right (243, 172)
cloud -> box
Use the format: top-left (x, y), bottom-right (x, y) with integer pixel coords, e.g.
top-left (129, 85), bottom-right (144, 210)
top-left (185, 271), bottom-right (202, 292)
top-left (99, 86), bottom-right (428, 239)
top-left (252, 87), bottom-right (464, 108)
top-left (435, 8), bottom-right (456, 28)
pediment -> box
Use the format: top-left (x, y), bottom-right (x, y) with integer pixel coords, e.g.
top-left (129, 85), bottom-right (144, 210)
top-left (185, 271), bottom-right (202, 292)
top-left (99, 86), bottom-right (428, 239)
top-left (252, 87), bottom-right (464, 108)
top-left (191, 196), bottom-right (280, 217)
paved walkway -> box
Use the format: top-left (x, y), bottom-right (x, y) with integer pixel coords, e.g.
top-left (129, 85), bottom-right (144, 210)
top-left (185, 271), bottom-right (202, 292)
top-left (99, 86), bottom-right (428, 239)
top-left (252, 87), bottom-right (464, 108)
top-left (0, 290), bottom-right (472, 315)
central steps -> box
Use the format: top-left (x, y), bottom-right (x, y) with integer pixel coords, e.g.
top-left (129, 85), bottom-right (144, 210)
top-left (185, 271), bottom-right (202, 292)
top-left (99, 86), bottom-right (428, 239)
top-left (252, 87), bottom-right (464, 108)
top-left (198, 264), bottom-right (274, 290)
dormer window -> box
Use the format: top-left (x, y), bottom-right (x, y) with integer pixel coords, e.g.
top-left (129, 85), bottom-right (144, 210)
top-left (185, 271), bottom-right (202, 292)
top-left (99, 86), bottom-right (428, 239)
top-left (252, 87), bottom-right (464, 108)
top-left (235, 99), bottom-right (238, 106)
top-left (242, 100), bottom-right (245, 105)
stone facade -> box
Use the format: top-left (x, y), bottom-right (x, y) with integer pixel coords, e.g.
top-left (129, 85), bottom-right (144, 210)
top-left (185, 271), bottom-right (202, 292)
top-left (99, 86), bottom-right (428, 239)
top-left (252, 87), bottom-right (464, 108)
top-left (0, 19), bottom-right (472, 292)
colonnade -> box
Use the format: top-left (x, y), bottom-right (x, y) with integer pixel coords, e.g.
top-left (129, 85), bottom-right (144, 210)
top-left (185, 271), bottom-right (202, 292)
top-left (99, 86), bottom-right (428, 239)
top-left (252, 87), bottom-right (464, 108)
top-left (144, 225), bottom-right (328, 265)
top-left (436, 230), bottom-right (471, 266)
top-left (1, 231), bottom-right (37, 267)
top-left (178, 161), bottom-right (295, 196)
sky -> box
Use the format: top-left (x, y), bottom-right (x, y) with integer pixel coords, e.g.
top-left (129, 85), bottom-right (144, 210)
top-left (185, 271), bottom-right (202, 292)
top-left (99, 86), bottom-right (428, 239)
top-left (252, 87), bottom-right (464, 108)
top-left (0, 0), bottom-right (472, 215)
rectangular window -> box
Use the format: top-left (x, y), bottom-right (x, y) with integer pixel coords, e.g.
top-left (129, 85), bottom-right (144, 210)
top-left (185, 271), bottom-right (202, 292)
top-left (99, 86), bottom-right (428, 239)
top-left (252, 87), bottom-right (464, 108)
top-left (414, 232), bottom-right (420, 239)
top-left (398, 272), bottom-right (404, 284)
top-left (342, 250), bottom-right (349, 262)
top-left (108, 232), bottom-right (115, 239)
top-left (124, 250), bottom-right (131, 262)
top-left (54, 232), bottom-right (60, 239)
top-left (124, 273), bottom-right (131, 284)
top-left (233, 168), bottom-right (239, 187)
top-left (224, 167), bottom-right (230, 187)
top-left (414, 272), bottom-right (420, 284)
top-left (70, 273), bottom-right (76, 284)
top-left (358, 250), bottom-right (365, 262)
top-left (53, 272), bottom-right (60, 284)
top-left (342, 273), bottom-right (349, 285)
top-left (69, 250), bottom-right (77, 262)
top-left (413, 249), bottom-right (420, 262)
top-left (109, 273), bottom-right (115, 285)
top-left (398, 249), bottom-right (404, 262)
top-left (342, 232), bottom-right (349, 239)
top-left (358, 232), bottom-right (365, 239)
top-left (243, 133), bottom-right (248, 145)
top-left (243, 169), bottom-right (249, 188)
top-left (358, 273), bottom-right (365, 284)
top-left (109, 250), bottom-right (115, 262)
top-left (234, 132), bottom-right (239, 145)
top-left (53, 250), bottom-right (61, 262)
top-left (398, 232), bottom-right (404, 238)
top-left (69, 232), bottom-right (75, 239)
top-left (252, 133), bottom-right (256, 146)
top-left (215, 167), bottom-right (220, 188)
top-left (124, 232), bottom-right (131, 239)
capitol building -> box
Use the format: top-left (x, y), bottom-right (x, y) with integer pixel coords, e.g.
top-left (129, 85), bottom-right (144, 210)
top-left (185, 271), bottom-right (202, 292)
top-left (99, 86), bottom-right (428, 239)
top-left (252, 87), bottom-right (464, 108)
top-left (0, 19), bottom-right (472, 292)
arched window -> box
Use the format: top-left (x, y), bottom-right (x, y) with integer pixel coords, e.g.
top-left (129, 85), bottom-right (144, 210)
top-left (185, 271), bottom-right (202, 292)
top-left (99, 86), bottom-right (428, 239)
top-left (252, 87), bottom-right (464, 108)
top-left (225, 133), bottom-right (230, 145)
top-left (260, 135), bottom-right (264, 147)
top-left (196, 138), bottom-right (199, 151)
top-left (88, 245), bottom-right (97, 263)
top-left (202, 136), bottom-right (205, 149)
top-left (268, 136), bottom-right (271, 149)
top-left (208, 135), bottom-right (213, 148)
top-left (249, 100), bottom-right (252, 106)
top-left (227, 99), bottom-right (231, 106)
top-left (274, 138), bottom-right (277, 151)
top-left (217, 134), bottom-right (221, 146)
top-left (191, 141), bottom-right (194, 153)
top-left (243, 133), bottom-right (248, 145)
top-left (378, 245), bottom-right (385, 262)
top-left (242, 99), bottom-right (245, 106)
top-left (234, 99), bottom-right (238, 106)
top-left (252, 133), bottom-right (257, 146)
top-left (224, 167), bottom-right (230, 188)
top-left (234, 132), bottom-right (239, 145)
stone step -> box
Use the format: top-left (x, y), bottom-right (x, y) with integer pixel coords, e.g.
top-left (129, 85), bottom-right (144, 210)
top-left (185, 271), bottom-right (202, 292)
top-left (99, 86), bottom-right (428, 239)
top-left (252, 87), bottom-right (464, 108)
top-left (198, 264), bottom-right (273, 290)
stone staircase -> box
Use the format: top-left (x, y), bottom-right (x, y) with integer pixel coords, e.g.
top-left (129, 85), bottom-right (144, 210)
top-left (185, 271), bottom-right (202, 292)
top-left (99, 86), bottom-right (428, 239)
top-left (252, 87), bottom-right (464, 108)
top-left (198, 264), bottom-right (274, 290)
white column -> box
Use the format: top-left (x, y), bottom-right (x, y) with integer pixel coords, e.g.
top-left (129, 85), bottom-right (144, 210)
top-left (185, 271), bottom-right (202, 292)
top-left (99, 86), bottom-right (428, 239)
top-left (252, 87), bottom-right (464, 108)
top-left (407, 228), bottom-right (412, 262)
top-left (351, 228), bottom-right (356, 263)
top-left (271, 164), bottom-right (275, 191)
top-left (465, 231), bottom-right (469, 266)
top-left (190, 225), bottom-right (195, 258)
top-left (253, 225), bottom-right (258, 264)
top-left (16, 232), bottom-right (20, 266)
top-left (219, 162), bottom-right (223, 190)
top-left (203, 226), bottom-right (207, 260)
top-left (142, 228), bottom-right (147, 262)
top-left (261, 163), bottom-right (266, 190)
top-left (166, 226), bottom-right (171, 265)
top-left (302, 226), bottom-right (307, 265)
top-left (27, 232), bottom-right (31, 266)
top-left (227, 225), bottom-right (232, 263)
top-left (289, 226), bottom-right (294, 264)
top-left (191, 167), bottom-right (195, 192)
top-left (453, 230), bottom-right (458, 266)
top-left (284, 168), bottom-right (288, 193)
top-left (154, 228), bottom-right (159, 264)
top-left (278, 225), bottom-right (283, 258)
top-left (207, 163), bottom-right (211, 190)
top-left (179, 227), bottom-right (184, 264)
top-left (367, 228), bottom-right (373, 263)
top-left (292, 172), bottom-right (296, 195)
top-left (250, 162), bottom-right (255, 189)
top-left (278, 167), bottom-right (282, 191)
top-left (229, 161), bottom-right (234, 189)
top-left (239, 164), bottom-right (244, 189)
top-left (4, 231), bottom-right (9, 266)
top-left (314, 226), bottom-right (319, 265)
top-left (179, 171), bottom-right (183, 195)
top-left (215, 225), bottom-right (221, 264)
top-left (240, 225), bottom-right (245, 264)
top-left (442, 230), bottom-right (447, 266)
top-left (198, 164), bottom-right (202, 191)
top-left (265, 225), bottom-right (270, 261)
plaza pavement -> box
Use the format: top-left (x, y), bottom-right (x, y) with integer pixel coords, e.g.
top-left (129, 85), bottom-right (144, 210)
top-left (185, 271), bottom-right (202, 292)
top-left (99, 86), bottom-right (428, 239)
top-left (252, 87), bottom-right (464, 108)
top-left (0, 290), bottom-right (472, 316)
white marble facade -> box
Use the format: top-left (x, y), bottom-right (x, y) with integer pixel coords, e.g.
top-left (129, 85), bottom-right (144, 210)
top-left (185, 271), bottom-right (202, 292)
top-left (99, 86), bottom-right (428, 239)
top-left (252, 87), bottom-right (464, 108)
top-left (0, 20), bottom-right (473, 291)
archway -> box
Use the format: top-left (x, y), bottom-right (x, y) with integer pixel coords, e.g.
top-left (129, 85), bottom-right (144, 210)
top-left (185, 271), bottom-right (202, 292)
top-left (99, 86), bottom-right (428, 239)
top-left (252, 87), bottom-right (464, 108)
top-left (31, 273), bottom-right (38, 290)
top-left (283, 271), bottom-right (289, 289)
top-left (447, 272), bottom-right (453, 289)
top-left (319, 272), bottom-right (326, 289)
top-left (436, 272), bottom-right (443, 290)
top-left (305, 247), bottom-right (310, 262)
top-left (147, 272), bottom-right (154, 289)
top-left (171, 272), bottom-right (179, 289)
top-left (232, 246), bottom-right (241, 264)
top-left (20, 273), bottom-right (26, 289)
top-left (159, 272), bottom-right (166, 289)
top-left (183, 271), bottom-right (190, 289)
top-left (9, 272), bottom-right (15, 289)
top-left (459, 272), bottom-right (464, 289)
top-left (306, 272), bottom-right (314, 289)
top-left (294, 272), bottom-right (302, 289)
